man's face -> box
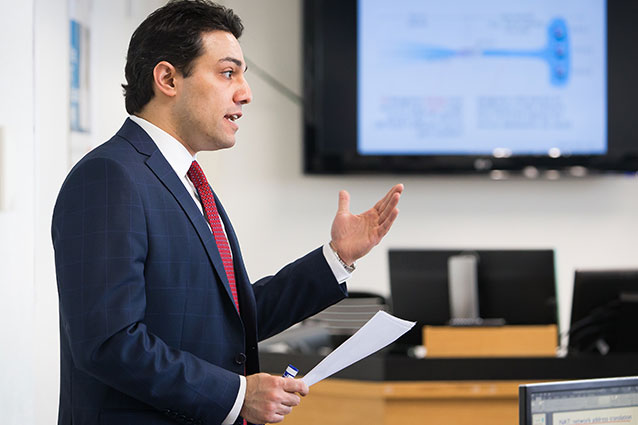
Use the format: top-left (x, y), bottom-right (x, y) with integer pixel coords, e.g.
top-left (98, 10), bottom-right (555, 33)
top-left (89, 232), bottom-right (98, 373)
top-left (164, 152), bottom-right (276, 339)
top-left (173, 30), bottom-right (252, 154)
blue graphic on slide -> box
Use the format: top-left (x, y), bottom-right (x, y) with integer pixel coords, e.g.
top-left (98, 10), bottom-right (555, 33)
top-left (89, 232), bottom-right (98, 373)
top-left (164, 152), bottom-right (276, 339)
top-left (406, 19), bottom-right (569, 86)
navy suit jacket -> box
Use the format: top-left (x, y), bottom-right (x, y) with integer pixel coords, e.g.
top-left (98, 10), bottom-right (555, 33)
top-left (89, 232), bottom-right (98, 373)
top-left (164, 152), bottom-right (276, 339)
top-left (52, 119), bottom-right (347, 425)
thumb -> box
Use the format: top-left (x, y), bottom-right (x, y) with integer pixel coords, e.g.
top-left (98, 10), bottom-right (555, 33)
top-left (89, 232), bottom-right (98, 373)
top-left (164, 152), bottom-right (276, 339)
top-left (283, 378), bottom-right (309, 396)
top-left (337, 190), bottom-right (350, 214)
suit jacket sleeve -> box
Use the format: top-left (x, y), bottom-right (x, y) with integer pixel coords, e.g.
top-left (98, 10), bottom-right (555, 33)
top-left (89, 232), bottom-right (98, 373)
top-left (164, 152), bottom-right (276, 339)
top-left (251, 248), bottom-right (348, 342)
top-left (52, 156), bottom-right (238, 425)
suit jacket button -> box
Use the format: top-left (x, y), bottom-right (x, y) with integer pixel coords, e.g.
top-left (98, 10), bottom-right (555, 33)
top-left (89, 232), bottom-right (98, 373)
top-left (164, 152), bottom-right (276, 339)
top-left (234, 353), bottom-right (247, 365)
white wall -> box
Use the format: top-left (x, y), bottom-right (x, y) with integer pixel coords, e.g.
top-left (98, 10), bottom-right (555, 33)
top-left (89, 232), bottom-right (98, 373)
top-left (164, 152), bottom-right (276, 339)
top-left (1, 0), bottom-right (637, 424)
top-left (0, 0), bottom-right (36, 422)
top-left (33, 2), bottom-right (73, 423)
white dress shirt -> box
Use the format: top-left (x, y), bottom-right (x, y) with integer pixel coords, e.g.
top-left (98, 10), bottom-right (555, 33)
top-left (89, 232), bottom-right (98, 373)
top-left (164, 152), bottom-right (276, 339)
top-left (129, 115), bottom-right (352, 424)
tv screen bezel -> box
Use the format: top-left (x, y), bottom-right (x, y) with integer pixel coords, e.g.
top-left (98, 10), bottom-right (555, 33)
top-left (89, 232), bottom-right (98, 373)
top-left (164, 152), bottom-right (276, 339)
top-left (303, 0), bottom-right (638, 175)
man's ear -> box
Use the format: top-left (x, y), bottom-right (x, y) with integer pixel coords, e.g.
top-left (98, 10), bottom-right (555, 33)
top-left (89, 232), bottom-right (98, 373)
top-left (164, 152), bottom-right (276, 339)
top-left (152, 61), bottom-right (180, 97)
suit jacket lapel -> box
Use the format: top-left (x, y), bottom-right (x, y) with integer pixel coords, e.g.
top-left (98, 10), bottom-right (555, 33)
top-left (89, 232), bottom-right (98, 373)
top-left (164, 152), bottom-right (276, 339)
top-left (214, 193), bottom-right (257, 323)
top-left (117, 119), bottom-right (239, 313)
top-left (215, 196), bottom-right (260, 372)
top-left (214, 196), bottom-right (253, 294)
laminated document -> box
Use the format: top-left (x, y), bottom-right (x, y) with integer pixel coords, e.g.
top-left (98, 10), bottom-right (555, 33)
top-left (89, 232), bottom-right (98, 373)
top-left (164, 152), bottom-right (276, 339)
top-left (301, 311), bottom-right (415, 386)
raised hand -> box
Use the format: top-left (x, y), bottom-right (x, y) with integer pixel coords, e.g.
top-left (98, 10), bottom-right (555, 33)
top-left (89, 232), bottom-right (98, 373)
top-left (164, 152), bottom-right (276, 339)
top-left (330, 184), bottom-right (404, 265)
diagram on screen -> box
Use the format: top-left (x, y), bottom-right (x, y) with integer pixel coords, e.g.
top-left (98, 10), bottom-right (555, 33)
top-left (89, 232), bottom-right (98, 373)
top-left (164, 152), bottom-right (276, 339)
top-left (405, 18), bottom-right (569, 87)
top-left (357, 0), bottom-right (606, 156)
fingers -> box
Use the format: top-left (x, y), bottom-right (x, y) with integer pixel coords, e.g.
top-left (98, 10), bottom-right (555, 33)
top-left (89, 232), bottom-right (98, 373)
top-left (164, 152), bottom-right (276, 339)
top-left (241, 373), bottom-right (309, 424)
top-left (283, 376), bottom-right (309, 396)
top-left (376, 184), bottom-right (403, 224)
top-left (337, 190), bottom-right (350, 214)
top-left (377, 192), bottom-right (401, 225)
top-left (378, 203), bottom-right (400, 238)
top-left (376, 184), bottom-right (402, 237)
top-left (280, 391), bottom-right (302, 408)
top-left (374, 183), bottom-right (404, 214)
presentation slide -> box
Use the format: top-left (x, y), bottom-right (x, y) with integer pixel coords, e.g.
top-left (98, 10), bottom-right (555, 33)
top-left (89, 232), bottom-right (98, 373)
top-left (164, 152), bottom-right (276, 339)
top-left (358, 0), bottom-right (607, 156)
top-left (552, 406), bottom-right (638, 425)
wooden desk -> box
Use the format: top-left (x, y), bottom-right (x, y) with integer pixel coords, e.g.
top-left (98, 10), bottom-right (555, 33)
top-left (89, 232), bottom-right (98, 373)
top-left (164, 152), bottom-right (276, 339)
top-left (284, 379), bottom-right (527, 425)
top-left (260, 352), bottom-right (638, 424)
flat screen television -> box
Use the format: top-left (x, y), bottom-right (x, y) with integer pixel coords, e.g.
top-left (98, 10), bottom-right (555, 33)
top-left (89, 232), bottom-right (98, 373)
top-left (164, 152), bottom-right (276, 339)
top-left (388, 249), bottom-right (557, 347)
top-left (519, 376), bottom-right (638, 425)
top-left (304, 0), bottom-right (638, 174)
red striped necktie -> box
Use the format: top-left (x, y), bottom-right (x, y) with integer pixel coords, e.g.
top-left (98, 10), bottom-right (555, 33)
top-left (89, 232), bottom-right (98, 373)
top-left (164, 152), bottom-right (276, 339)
top-left (187, 161), bottom-right (240, 313)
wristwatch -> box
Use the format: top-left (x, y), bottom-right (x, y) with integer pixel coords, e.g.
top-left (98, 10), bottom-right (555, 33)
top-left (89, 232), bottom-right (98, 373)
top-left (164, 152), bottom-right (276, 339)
top-left (329, 242), bottom-right (356, 273)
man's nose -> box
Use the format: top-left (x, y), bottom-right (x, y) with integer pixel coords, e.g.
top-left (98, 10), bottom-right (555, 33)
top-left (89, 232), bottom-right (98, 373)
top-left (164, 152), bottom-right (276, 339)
top-left (236, 78), bottom-right (252, 105)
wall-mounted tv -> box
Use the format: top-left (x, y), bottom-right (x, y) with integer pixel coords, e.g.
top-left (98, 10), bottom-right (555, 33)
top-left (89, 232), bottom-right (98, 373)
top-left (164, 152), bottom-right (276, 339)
top-left (303, 0), bottom-right (638, 174)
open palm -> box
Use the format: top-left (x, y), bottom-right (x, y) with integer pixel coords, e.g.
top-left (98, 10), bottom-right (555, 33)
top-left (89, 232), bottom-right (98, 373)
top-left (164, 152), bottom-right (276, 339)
top-left (330, 184), bottom-right (404, 265)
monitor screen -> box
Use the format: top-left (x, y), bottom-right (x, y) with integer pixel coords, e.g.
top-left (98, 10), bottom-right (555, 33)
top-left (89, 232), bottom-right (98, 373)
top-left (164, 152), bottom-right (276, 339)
top-left (569, 269), bottom-right (638, 354)
top-left (388, 249), bottom-right (557, 347)
top-left (358, 0), bottom-right (606, 157)
top-left (304, 0), bottom-right (638, 174)
top-left (519, 376), bottom-right (638, 425)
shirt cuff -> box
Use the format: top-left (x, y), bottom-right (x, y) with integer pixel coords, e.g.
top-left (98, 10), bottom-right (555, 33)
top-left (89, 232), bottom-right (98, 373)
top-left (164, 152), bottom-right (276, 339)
top-left (222, 375), bottom-right (246, 425)
top-left (322, 243), bottom-right (353, 283)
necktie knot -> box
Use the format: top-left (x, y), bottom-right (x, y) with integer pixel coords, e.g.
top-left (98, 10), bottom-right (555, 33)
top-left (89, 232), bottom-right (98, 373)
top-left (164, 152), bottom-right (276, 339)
top-left (187, 161), bottom-right (207, 191)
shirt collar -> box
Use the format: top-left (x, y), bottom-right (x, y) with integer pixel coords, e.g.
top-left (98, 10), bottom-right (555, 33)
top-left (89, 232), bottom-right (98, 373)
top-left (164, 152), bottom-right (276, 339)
top-left (129, 115), bottom-right (196, 179)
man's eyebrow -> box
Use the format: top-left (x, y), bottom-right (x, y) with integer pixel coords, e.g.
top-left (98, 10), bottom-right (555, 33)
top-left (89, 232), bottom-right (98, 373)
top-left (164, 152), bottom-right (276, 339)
top-left (218, 57), bottom-right (248, 72)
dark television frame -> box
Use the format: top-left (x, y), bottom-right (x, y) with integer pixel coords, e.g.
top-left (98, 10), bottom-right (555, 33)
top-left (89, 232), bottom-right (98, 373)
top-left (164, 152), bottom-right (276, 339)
top-left (303, 0), bottom-right (638, 175)
top-left (388, 249), bottom-right (557, 347)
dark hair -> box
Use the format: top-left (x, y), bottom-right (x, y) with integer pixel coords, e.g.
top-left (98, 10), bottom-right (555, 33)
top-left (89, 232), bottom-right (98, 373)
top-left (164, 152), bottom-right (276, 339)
top-left (122, 0), bottom-right (243, 114)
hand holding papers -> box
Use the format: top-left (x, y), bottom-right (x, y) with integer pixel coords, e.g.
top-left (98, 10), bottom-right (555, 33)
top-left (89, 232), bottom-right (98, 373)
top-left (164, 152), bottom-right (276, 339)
top-left (301, 311), bottom-right (415, 387)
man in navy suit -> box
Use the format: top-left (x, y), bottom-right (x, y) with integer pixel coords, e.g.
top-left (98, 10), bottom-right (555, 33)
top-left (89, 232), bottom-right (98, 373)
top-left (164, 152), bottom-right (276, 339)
top-left (52, 1), bottom-right (403, 424)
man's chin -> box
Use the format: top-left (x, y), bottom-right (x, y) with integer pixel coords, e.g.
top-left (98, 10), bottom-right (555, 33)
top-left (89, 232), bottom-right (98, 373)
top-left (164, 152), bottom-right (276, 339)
top-left (200, 138), bottom-right (236, 152)
top-left (220, 138), bottom-right (236, 150)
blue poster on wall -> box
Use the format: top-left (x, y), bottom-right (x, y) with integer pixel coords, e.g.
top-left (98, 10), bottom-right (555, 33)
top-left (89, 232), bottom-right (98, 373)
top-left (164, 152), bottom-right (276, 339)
top-left (70, 19), bottom-right (90, 133)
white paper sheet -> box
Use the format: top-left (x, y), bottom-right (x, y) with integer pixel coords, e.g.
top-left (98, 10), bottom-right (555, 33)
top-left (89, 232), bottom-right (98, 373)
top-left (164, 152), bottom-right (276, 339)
top-left (301, 311), bottom-right (415, 386)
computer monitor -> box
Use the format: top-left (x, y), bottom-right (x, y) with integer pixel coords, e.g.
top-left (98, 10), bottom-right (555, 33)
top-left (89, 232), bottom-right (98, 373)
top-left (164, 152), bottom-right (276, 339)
top-left (569, 270), bottom-right (638, 355)
top-left (519, 376), bottom-right (638, 425)
top-left (388, 249), bottom-right (557, 347)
